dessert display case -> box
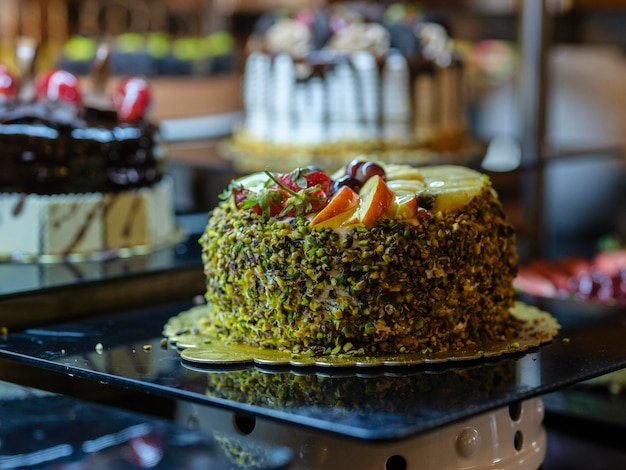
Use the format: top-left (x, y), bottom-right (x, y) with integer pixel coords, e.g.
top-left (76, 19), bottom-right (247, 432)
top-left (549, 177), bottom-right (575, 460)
top-left (0, 224), bottom-right (205, 328)
top-left (0, 1), bottom-right (625, 468)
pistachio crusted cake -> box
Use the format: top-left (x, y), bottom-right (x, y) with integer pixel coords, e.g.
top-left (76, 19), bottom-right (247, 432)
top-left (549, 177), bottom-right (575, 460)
top-left (199, 160), bottom-right (521, 356)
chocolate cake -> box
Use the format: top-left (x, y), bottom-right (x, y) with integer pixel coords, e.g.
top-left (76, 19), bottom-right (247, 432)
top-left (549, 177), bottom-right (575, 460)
top-left (0, 43), bottom-right (176, 261)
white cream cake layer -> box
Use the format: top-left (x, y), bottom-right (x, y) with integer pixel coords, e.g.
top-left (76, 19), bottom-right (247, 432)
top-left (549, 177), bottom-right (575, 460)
top-left (241, 51), bottom-right (466, 148)
top-left (0, 176), bottom-right (176, 261)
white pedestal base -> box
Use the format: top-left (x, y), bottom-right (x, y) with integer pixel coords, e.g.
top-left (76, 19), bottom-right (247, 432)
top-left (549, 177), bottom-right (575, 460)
top-left (175, 397), bottom-right (546, 470)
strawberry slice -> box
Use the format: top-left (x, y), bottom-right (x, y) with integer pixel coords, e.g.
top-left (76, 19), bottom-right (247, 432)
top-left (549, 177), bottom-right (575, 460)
top-left (35, 69), bottom-right (82, 105)
top-left (234, 186), bottom-right (289, 217)
top-left (0, 65), bottom-right (17, 101)
top-left (232, 169), bottom-right (331, 218)
top-left (304, 170), bottom-right (332, 194)
top-left (276, 168), bottom-right (332, 195)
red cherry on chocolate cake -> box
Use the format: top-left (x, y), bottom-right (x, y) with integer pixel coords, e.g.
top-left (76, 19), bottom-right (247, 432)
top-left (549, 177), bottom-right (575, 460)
top-left (112, 76), bottom-right (151, 122)
top-left (35, 69), bottom-right (82, 105)
top-left (0, 65), bottom-right (17, 101)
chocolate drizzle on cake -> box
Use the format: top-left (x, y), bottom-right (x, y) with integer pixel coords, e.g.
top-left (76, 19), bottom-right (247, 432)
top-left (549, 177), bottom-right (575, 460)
top-left (0, 40), bottom-right (163, 196)
top-left (61, 200), bottom-right (103, 256)
top-left (0, 108), bottom-right (162, 194)
top-left (122, 194), bottom-right (143, 239)
top-left (11, 194), bottom-right (27, 217)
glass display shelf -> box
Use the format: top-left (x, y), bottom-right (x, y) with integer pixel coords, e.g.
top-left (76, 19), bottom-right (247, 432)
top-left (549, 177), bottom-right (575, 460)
top-left (0, 297), bottom-right (624, 442)
top-left (0, 216), bottom-right (204, 299)
top-left (0, 379), bottom-right (292, 470)
top-left (0, 215), bottom-right (206, 329)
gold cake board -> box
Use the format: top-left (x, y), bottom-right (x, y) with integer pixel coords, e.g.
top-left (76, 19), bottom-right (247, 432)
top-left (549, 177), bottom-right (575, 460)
top-left (164, 301), bottom-right (560, 369)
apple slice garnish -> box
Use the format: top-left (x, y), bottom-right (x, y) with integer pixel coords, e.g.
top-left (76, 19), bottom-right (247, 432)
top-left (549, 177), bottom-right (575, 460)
top-left (385, 191), bottom-right (418, 219)
top-left (311, 185), bottom-right (360, 226)
top-left (357, 175), bottom-right (394, 226)
top-left (313, 206), bottom-right (359, 229)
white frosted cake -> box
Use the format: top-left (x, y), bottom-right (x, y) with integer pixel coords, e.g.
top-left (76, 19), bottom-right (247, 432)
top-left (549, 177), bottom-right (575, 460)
top-left (0, 178), bottom-right (175, 261)
top-left (230, 3), bottom-right (469, 171)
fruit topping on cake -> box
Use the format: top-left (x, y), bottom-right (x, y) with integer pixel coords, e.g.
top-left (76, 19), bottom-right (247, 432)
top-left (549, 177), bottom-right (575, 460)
top-left (0, 65), bottom-right (17, 102)
top-left (310, 185), bottom-right (360, 227)
top-left (224, 158), bottom-right (486, 229)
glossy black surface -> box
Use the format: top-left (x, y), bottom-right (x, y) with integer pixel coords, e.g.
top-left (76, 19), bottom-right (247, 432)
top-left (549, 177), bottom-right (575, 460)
top-left (0, 298), bottom-right (624, 442)
top-left (0, 380), bottom-right (292, 470)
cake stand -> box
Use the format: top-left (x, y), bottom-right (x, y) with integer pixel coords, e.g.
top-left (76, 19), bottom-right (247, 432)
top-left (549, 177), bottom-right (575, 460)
top-left (177, 396), bottom-right (546, 470)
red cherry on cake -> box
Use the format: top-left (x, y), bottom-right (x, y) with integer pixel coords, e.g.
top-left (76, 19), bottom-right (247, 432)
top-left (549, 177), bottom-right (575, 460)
top-left (332, 174), bottom-right (362, 194)
top-left (0, 65), bottom-right (17, 101)
top-left (35, 69), bottom-right (82, 105)
top-left (345, 159), bottom-right (365, 178)
top-left (112, 76), bottom-right (151, 122)
top-left (357, 162), bottom-right (386, 182)
top-left (344, 159), bottom-right (386, 183)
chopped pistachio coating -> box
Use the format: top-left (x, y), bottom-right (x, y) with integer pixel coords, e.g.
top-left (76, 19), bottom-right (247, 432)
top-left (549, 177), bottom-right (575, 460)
top-left (200, 180), bottom-right (519, 356)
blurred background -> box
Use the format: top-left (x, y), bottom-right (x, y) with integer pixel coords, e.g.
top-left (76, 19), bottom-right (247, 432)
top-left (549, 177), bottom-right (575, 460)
top-left (1, 0), bottom-right (624, 256)
top-left (0, 3), bottom-right (625, 461)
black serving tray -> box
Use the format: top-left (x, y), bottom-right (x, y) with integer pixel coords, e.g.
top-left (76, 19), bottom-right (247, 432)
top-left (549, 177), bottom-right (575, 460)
top-left (0, 298), bottom-right (624, 442)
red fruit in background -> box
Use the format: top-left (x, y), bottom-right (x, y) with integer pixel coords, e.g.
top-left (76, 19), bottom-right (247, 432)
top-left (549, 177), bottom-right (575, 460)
top-left (35, 69), bottom-right (82, 104)
top-left (293, 9), bottom-right (316, 27)
top-left (112, 76), bottom-right (151, 122)
top-left (0, 65), bottom-right (17, 101)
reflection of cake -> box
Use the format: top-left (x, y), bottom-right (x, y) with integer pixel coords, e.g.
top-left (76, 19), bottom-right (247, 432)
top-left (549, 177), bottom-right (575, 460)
top-left (198, 160), bottom-right (527, 356)
top-left (204, 361), bottom-right (517, 415)
top-left (230, 3), bottom-right (469, 171)
top-left (0, 45), bottom-right (176, 261)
